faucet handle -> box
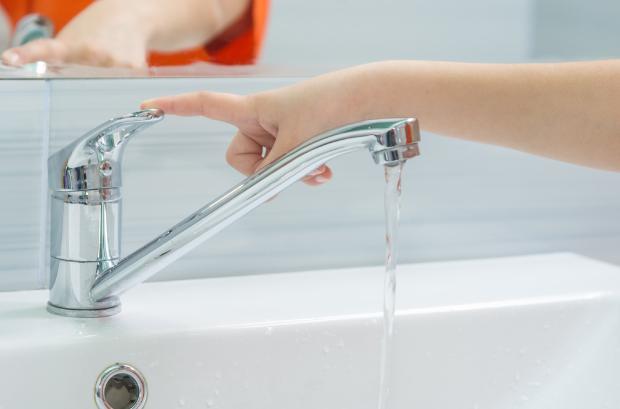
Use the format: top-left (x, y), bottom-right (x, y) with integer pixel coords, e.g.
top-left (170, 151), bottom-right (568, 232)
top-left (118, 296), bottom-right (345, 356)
top-left (48, 109), bottom-right (164, 191)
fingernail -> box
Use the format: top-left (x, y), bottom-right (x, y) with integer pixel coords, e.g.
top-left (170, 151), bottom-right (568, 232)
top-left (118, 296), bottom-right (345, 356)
top-left (140, 100), bottom-right (153, 109)
top-left (315, 175), bottom-right (329, 183)
top-left (2, 51), bottom-right (21, 66)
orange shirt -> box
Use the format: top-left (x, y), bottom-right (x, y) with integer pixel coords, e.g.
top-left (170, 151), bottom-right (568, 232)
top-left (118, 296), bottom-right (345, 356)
top-left (1, 0), bottom-right (269, 65)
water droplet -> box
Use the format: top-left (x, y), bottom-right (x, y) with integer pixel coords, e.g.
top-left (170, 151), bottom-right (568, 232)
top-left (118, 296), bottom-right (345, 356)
top-left (265, 326), bottom-right (273, 336)
top-left (323, 346), bottom-right (330, 353)
top-left (178, 398), bottom-right (186, 407)
top-left (206, 399), bottom-right (214, 407)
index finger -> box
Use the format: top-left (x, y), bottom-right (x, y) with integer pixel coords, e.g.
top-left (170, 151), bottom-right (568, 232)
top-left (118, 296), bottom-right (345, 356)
top-left (140, 91), bottom-right (248, 124)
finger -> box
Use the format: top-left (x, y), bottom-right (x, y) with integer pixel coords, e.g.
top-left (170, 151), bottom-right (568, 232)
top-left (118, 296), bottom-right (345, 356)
top-left (307, 164), bottom-right (328, 177)
top-left (2, 39), bottom-right (67, 65)
top-left (259, 134), bottom-right (299, 170)
top-left (225, 131), bottom-right (265, 176)
top-left (1, 49), bottom-right (20, 66)
top-left (141, 91), bottom-right (249, 124)
top-left (303, 165), bottom-right (333, 186)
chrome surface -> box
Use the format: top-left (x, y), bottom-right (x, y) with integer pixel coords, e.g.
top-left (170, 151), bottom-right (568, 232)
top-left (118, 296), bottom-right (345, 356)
top-left (47, 109), bottom-right (163, 315)
top-left (47, 111), bottom-right (420, 317)
top-left (95, 363), bottom-right (147, 409)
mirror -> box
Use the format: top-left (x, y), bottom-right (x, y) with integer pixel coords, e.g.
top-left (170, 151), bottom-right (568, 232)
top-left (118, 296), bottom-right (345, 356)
top-left (0, 0), bottom-right (618, 79)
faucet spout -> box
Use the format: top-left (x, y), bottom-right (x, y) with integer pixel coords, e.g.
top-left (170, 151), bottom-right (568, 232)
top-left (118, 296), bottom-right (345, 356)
top-left (90, 118), bottom-right (420, 304)
top-left (47, 112), bottom-right (420, 318)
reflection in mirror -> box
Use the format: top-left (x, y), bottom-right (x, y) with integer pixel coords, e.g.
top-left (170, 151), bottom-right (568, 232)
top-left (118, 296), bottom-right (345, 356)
top-left (0, 0), bottom-right (268, 78)
top-left (0, 0), bottom-right (619, 79)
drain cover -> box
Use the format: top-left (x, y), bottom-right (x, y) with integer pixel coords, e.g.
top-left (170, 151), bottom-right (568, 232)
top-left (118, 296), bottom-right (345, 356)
top-left (95, 363), bottom-right (147, 409)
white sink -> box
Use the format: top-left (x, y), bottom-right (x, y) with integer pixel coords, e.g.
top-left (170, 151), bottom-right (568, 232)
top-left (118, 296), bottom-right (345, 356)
top-left (1, 253), bottom-right (619, 408)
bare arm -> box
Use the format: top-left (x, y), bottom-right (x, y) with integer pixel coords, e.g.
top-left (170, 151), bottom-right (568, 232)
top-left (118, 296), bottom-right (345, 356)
top-left (2, 0), bottom-right (249, 68)
top-left (141, 60), bottom-right (620, 186)
top-left (347, 60), bottom-right (620, 172)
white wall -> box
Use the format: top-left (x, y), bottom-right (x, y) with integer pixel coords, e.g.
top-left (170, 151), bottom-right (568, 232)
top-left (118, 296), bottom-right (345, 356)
top-left (263, 0), bottom-right (534, 65)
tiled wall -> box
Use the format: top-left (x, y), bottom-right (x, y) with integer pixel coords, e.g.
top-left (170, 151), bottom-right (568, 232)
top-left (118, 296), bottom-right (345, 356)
top-left (0, 80), bottom-right (48, 290)
top-left (1, 0), bottom-right (620, 291)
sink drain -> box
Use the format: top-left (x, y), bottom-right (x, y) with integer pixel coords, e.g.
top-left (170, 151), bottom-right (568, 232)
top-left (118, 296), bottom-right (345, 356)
top-left (95, 363), bottom-right (147, 409)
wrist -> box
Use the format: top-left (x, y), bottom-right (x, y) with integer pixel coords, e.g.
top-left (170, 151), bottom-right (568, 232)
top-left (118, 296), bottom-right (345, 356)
top-left (327, 62), bottom-right (401, 124)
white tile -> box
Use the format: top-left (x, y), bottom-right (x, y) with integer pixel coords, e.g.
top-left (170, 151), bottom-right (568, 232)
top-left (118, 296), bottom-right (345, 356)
top-left (0, 80), bottom-right (48, 290)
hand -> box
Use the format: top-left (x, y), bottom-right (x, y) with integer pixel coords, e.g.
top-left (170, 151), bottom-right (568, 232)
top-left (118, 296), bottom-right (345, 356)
top-left (1, 0), bottom-right (251, 69)
top-left (2, 0), bottom-right (150, 68)
top-left (139, 73), bottom-right (372, 185)
top-left (140, 65), bottom-right (385, 184)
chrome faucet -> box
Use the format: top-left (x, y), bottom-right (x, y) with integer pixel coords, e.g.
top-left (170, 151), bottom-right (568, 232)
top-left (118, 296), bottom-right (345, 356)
top-left (47, 109), bottom-right (420, 317)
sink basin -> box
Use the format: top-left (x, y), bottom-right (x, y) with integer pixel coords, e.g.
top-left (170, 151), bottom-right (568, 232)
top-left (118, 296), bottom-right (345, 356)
top-left (1, 253), bottom-right (619, 408)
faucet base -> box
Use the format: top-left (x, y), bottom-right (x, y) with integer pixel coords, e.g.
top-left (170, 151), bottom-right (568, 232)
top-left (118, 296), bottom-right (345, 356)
top-left (46, 302), bottom-right (121, 318)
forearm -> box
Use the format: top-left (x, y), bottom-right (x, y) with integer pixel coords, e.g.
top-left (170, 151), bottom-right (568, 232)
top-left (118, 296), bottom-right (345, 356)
top-left (306, 60), bottom-right (620, 171)
top-left (80, 0), bottom-right (250, 52)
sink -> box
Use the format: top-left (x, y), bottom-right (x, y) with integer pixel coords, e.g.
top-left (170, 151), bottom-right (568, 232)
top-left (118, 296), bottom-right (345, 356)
top-left (1, 253), bottom-right (619, 408)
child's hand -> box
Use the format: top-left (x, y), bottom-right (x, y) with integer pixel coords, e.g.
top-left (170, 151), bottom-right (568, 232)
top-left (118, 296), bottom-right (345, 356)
top-left (139, 76), bottom-right (364, 185)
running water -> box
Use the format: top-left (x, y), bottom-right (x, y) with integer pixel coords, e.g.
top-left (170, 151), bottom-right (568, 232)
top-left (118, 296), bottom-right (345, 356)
top-left (378, 162), bottom-right (404, 409)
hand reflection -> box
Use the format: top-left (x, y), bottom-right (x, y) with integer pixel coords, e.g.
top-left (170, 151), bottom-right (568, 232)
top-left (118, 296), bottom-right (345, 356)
top-left (1, 0), bottom-right (258, 68)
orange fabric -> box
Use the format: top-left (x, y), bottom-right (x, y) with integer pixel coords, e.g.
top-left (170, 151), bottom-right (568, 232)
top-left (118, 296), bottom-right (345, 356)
top-left (1, 0), bottom-right (270, 66)
top-left (2, 0), bottom-right (91, 31)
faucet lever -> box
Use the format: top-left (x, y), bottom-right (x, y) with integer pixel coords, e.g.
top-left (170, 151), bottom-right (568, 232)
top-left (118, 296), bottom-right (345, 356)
top-left (48, 109), bottom-right (163, 191)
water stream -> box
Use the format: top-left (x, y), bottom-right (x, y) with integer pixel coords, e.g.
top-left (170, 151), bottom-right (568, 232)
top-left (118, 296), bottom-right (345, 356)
top-left (378, 162), bottom-right (404, 409)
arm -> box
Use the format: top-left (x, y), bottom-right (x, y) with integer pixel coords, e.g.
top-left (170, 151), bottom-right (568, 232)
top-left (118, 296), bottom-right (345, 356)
top-left (141, 60), bottom-right (620, 185)
top-left (345, 60), bottom-right (620, 172)
top-left (1, 0), bottom-right (249, 68)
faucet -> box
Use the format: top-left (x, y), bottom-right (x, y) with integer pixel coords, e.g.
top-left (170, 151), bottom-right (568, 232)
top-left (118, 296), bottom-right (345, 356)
top-left (47, 109), bottom-right (420, 317)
